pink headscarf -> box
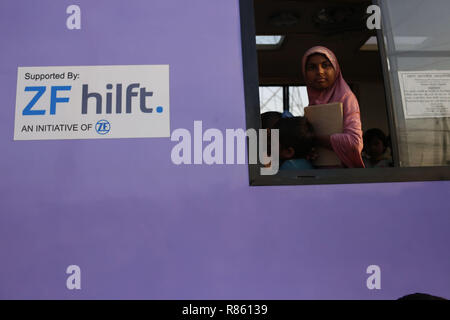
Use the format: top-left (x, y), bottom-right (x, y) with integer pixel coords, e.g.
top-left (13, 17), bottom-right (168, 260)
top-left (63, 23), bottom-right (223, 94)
top-left (302, 46), bottom-right (365, 168)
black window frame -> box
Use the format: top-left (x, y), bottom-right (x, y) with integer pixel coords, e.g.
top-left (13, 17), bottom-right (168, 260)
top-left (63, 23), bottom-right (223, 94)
top-left (239, 0), bottom-right (450, 186)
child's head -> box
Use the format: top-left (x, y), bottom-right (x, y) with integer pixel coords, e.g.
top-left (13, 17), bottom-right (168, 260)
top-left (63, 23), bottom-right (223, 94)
top-left (261, 111), bottom-right (282, 157)
top-left (363, 128), bottom-right (388, 159)
top-left (304, 53), bottom-right (337, 90)
top-left (261, 111), bottom-right (282, 129)
top-left (274, 117), bottom-right (315, 160)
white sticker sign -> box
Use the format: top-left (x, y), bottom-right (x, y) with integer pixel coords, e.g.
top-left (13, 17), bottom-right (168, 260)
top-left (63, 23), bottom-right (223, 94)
top-left (14, 65), bottom-right (170, 140)
top-left (398, 70), bottom-right (450, 119)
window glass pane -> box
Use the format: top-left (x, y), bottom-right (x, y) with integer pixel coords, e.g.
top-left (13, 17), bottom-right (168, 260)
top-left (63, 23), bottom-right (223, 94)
top-left (289, 86), bottom-right (309, 116)
top-left (381, 0), bottom-right (450, 167)
top-left (259, 86), bottom-right (283, 113)
top-left (387, 1), bottom-right (450, 52)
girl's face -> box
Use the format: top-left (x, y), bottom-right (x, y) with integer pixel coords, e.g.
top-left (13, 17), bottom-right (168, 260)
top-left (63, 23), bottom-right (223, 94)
top-left (305, 54), bottom-right (337, 90)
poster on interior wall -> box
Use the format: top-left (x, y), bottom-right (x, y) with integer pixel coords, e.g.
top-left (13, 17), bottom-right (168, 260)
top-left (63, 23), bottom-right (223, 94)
top-left (14, 65), bottom-right (170, 140)
top-left (398, 70), bottom-right (450, 119)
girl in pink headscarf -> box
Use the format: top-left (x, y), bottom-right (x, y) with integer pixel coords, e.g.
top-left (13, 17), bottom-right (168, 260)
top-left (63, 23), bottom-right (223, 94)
top-left (302, 46), bottom-right (365, 168)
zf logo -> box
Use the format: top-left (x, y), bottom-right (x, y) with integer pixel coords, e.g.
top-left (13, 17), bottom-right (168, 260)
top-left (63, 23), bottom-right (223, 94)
top-left (96, 120), bottom-right (111, 135)
top-left (22, 83), bottom-right (163, 116)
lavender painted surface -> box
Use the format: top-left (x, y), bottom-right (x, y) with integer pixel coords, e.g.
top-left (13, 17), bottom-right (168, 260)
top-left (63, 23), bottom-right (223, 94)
top-left (0, 0), bottom-right (449, 299)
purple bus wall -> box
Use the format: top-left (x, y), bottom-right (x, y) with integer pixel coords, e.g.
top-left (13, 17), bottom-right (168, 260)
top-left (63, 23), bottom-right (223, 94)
top-left (0, 0), bottom-right (449, 299)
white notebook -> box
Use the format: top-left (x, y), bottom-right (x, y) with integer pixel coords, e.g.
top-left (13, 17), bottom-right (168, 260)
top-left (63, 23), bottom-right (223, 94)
top-left (304, 102), bottom-right (343, 167)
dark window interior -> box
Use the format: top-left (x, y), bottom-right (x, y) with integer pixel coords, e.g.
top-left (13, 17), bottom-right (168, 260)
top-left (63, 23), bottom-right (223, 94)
top-left (255, 0), bottom-right (391, 153)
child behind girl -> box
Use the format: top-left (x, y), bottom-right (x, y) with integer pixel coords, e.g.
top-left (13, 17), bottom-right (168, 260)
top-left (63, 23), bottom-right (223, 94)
top-left (362, 128), bottom-right (393, 168)
top-left (274, 117), bottom-right (316, 170)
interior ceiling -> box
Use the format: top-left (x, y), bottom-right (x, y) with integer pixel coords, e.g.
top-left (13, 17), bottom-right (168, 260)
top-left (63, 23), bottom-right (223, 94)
top-left (255, 0), bottom-right (383, 84)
